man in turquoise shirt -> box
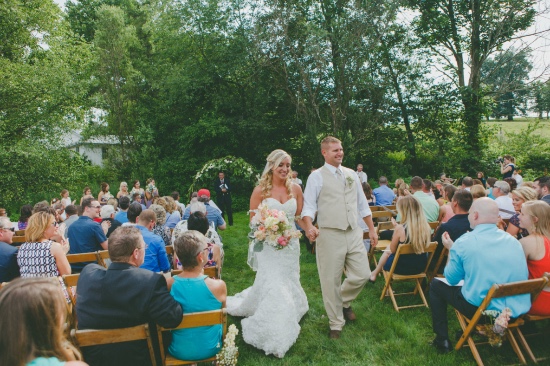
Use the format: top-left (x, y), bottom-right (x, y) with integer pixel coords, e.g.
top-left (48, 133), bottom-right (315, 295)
top-left (429, 197), bottom-right (530, 353)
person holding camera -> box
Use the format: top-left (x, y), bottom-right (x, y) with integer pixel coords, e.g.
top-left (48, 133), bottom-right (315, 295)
top-left (499, 155), bottom-right (515, 179)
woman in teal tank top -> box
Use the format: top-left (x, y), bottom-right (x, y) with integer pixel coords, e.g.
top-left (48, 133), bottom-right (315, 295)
top-left (169, 231), bottom-right (227, 361)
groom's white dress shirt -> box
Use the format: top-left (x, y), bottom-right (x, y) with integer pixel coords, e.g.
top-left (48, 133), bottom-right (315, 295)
top-left (302, 163), bottom-right (372, 221)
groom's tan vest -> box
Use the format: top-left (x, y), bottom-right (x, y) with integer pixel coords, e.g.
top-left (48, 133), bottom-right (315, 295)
top-left (317, 166), bottom-right (359, 231)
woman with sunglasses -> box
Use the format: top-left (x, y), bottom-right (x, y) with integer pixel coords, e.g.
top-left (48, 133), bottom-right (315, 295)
top-left (17, 211), bottom-right (71, 278)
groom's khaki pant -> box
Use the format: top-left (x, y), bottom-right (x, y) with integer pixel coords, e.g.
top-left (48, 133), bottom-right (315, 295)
top-left (316, 226), bottom-right (371, 330)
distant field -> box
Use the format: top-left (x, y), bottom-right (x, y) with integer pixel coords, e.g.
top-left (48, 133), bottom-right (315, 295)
top-left (484, 117), bottom-right (550, 139)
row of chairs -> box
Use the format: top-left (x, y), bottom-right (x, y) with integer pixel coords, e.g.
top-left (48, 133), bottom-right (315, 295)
top-left (70, 309), bottom-right (227, 366)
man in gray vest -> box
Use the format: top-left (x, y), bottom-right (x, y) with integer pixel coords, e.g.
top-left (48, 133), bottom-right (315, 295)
top-left (302, 136), bottom-right (377, 339)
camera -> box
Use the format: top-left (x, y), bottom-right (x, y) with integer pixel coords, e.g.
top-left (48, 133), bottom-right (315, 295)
top-left (494, 157), bottom-right (504, 164)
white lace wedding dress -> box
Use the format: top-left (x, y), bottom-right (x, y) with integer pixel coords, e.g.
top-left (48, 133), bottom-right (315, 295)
top-left (226, 197), bottom-right (309, 358)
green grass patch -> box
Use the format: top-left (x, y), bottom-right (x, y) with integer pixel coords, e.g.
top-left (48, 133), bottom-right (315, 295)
top-left (484, 118), bottom-right (550, 139)
top-left (221, 212), bottom-right (550, 365)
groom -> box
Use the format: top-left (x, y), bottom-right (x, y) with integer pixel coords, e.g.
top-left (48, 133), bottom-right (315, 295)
top-left (302, 136), bottom-right (377, 339)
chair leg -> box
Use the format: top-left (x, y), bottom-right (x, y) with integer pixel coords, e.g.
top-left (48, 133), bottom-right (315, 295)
top-left (515, 327), bottom-right (538, 364)
top-left (380, 273), bottom-right (390, 301)
top-left (415, 280), bottom-right (429, 308)
top-left (507, 329), bottom-right (527, 365)
top-left (387, 284), bottom-right (400, 312)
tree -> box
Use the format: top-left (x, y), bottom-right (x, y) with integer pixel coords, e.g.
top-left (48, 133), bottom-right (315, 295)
top-left (532, 80), bottom-right (550, 119)
top-left (407, 0), bottom-right (536, 169)
top-left (482, 48), bottom-right (532, 120)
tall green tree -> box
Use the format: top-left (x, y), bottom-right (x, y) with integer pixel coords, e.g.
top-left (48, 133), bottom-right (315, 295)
top-left (482, 48), bottom-right (532, 120)
top-left (407, 0), bottom-right (536, 169)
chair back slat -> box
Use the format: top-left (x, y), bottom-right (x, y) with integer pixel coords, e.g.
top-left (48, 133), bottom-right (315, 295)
top-left (490, 277), bottom-right (549, 300)
top-left (15, 229), bottom-right (25, 236)
top-left (63, 274), bottom-right (80, 288)
top-left (66, 252), bottom-right (100, 264)
top-left (165, 245), bottom-right (174, 256)
top-left (12, 236), bottom-right (26, 244)
top-left (96, 250), bottom-right (110, 268)
top-left (372, 211), bottom-right (395, 219)
top-left (71, 324), bottom-right (149, 346)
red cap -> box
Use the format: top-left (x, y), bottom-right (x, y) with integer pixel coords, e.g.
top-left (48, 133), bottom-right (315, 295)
top-left (198, 189), bottom-right (210, 198)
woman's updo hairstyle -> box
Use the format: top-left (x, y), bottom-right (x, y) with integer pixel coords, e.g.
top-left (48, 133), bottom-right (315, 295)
top-left (258, 149), bottom-right (293, 200)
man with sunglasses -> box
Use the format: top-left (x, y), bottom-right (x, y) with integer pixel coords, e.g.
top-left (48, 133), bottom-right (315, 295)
top-left (68, 197), bottom-right (110, 271)
top-left (0, 217), bottom-right (19, 282)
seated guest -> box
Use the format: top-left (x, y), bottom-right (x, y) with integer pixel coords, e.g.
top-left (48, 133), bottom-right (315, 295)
top-left (486, 177), bottom-right (497, 199)
top-left (429, 198), bottom-right (530, 353)
top-left (461, 177), bottom-right (473, 191)
top-left (393, 178), bottom-right (404, 196)
top-left (505, 177), bottom-right (518, 193)
top-left (172, 203), bottom-right (222, 247)
top-left (132, 193), bottom-right (147, 210)
top-left (171, 191), bottom-right (185, 213)
top-left (369, 196), bottom-right (432, 282)
top-left (470, 184), bottom-right (486, 200)
top-left (397, 176), bottom-right (439, 223)
top-left (169, 231), bottom-right (226, 361)
top-left (433, 190), bottom-right (473, 269)
top-left (437, 185), bottom-right (457, 224)
top-left (183, 189), bottom-right (226, 231)
top-left (505, 187), bottom-right (538, 238)
top-left (513, 170), bottom-right (523, 187)
top-left (477, 171), bottom-right (487, 188)
top-left (362, 182), bottom-right (375, 206)
top-left (0, 217), bottom-right (19, 282)
top-left (63, 205), bottom-right (79, 237)
top-left (17, 212), bottom-right (71, 278)
top-left (114, 196), bottom-right (130, 224)
top-left (17, 204), bottom-right (33, 230)
top-left (518, 201), bottom-right (550, 316)
top-left (100, 205), bottom-right (122, 238)
top-left (0, 277), bottom-right (87, 366)
top-left (122, 202), bottom-right (142, 226)
top-left (67, 198), bottom-right (108, 271)
top-left (534, 176), bottom-right (550, 205)
top-left (493, 180), bottom-right (515, 219)
top-left (76, 226), bottom-right (183, 366)
top-left (136, 210), bottom-right (170, 274)
top-left (182, 212), bottom-right (222, 271)
top-left (373, 176), bottom-right (395, 206)
top-left (149, 204), bottom-right (171, 246)
top-left (422, 179), bottom-right (436, 198)
top-left (164, 196), bottom-right (182, 229)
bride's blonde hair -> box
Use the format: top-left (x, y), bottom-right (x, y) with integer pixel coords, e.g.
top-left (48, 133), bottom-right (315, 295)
top-left (258, 149), bottom-right (294, 200)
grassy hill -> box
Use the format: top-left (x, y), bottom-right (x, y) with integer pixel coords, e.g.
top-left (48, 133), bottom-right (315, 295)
top-left (484, 117), bottom-right (550, 139)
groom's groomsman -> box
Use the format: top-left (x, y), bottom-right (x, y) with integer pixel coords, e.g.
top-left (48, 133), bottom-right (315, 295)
top-left (214, 171), bottom-right (233, 226)
top-left (302, 136), bottom-right (377, 339)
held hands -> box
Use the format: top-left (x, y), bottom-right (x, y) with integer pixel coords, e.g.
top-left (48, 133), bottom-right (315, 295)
top-left (442, 232), bottom-right (454, 250)
top-left (306, 226), bottom-right (319, 242)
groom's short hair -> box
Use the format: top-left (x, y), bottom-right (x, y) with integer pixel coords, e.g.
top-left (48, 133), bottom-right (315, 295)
top-left (321, 136), bottom-right (341, 151)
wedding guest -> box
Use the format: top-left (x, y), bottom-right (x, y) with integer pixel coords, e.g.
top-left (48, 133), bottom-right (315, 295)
top-left (144, 178), bottom-right (158, 208)
top-left (0, 277), bottom-right (87, 366)
top-left (136, 210), bottom-right (170, 274)
top-left (149, 204), bottom-right (171, 246)
top-left (486, 177), bottom-right (498, 199)
top-left (168, 231), bottom-right (226, 361)
top-left (62, 205), bottom-right (79, 237)
top-left (123, 202), bottom-right (143, 226)
top-left (0, 217), bottom-right (19, 283)
top-left (163, 197), bottom-right (181, 230)
top-left (356, 164), bottom-right (368, 183)
top-left (17, 204), bottom-right (33, 230)
top-left (493, 180), bottom-right (515, 219)
top-left (171, 191), bottom-right (186, 212)
top-left (362, 182), bottom-right (375, 206)
top-left (100, 205), bottom-right (122, 238)
top-left (373, 176), bottom-right (395, 206)
top-left (116, 182), bottom-right (131, 199)
top-left (429, 198), bottom-right (530, 353)
top-left (17, 212), bottom-right (71, 278)
top-left (505, 187), bottom-right (538, 238)
top-left (533, 176), bottom-right (550, 205)
top-left (513, 170), bottom-right (524, 187)
top-left (114, 196), bottom-right (130, 224)
top-left (130, 180), bottom-right (145, 199)
top-left (132, 193), bottom-right (146, 211)
top-left (470, 185), bottom-right (486, 200)
top-left (369, 195), bottom-right (432, 282)
top-left (393, 178), bottom-right (405, 196)
top-left (437, 185), bottom-right (456, 224)
top-left (505, 177), bottom-right (518, 193)
top-left (519, 201), bottom-right (550, 316)
top-left (98, 183), bottom-right (113, 204)
top-left (477, 171), bottom-right (487, 188)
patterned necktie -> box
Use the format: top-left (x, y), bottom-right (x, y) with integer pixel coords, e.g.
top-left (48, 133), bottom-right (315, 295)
top-left (335, 169), bottom-right (345, 186)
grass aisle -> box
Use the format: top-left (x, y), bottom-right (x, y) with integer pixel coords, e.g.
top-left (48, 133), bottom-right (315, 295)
top-left (221, 212), bottom-right (549, 365)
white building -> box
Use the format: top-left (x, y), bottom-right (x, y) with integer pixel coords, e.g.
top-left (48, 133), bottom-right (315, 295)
top-left (63, 131), bottom-right (118, 167)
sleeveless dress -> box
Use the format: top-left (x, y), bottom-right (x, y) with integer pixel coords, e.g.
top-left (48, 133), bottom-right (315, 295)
top-left (226, 198), bottom-right (308, 358)
top-left (527, 237), bottom-right (550, 316)
top-left (17, 241), bottom-right (58, 277)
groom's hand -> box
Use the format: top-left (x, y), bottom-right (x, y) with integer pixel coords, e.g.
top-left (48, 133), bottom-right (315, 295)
top-left (369, 230), bottom-right (378, 246)
top-left (307, 227), bottom-right (319, 242)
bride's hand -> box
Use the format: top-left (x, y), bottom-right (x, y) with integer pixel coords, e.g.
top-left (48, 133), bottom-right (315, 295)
top-left (307, 227), bottom-right (319, 242)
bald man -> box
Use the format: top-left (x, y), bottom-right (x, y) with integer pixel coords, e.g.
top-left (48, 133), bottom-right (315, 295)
top-left (428, 198), bottom-right (530, 353)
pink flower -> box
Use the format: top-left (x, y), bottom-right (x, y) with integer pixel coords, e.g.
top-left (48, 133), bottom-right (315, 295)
top-left (277, 236), bottom-right (288, 246)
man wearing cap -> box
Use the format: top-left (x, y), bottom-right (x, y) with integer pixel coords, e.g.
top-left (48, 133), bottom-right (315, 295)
top-left (182, 189), bottom-right (226, 231)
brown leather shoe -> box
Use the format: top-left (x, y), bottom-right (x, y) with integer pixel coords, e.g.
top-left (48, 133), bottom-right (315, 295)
top-left (329, 330), bottom-right (341, 339)
top-left (343, 306), bottom-right (356, 321)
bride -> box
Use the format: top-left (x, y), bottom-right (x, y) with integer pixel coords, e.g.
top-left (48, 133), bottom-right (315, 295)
top-left (226, 149), bottom-right (309, 358)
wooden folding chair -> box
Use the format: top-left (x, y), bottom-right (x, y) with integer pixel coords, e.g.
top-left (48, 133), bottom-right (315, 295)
top-left (454, 277), bottom-right (548, 366)
top-left (15, 229), bottom-right (25, 236)
top-left (71, 324), bottom-right (157, 366)
top-left (62, 274), bottom-right (80, 327)
top-left (156, 309), bottom-right (227, 366)
top-left (171, 267), bottom-right (219, 279)
top-left (428, 247), bottom-right (448, 283)
top-left (66, 252), bottom-right (101, 266)
top-left (380, 242), bottom-right (438, 311)
top-left (369, 222), bottom-right (394, 267)
top-left (165, 245), bottom-right (174, 256)
top-left (96, 250), bottom-right (110, 268)
top-left (11, 236), bottom-right (26, 244)
top-left (515, 273), bottom-right (550, 364)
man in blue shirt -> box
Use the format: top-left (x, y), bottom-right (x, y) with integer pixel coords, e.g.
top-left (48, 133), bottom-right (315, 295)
top-left (429, 198), bottom-right (530, 353)
top-left (136, 210), bottom-right (170, 274)
top-left (372, 176), bottom-right (395, 206)
top-left (0, 217), bottom-right (19, 282)
top-left (183, 189), bottom-right (226, 231)
top-left (115, 196), bottom-right (130, 224)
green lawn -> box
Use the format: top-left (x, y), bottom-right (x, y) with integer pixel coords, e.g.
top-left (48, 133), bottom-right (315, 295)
top-left (221, 212), bottom-right (549, 365)
top-left (484, 117), bottom-right (550, 139)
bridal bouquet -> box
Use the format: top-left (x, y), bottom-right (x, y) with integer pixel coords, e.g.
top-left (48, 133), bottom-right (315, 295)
top-left (480, 307), bottom-right (512, 347)
top-left (249, 203), bottom-right (302, 250)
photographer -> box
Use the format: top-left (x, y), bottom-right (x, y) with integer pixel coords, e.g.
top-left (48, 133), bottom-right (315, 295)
top-left (499, 155), bottom-right (515, 179)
